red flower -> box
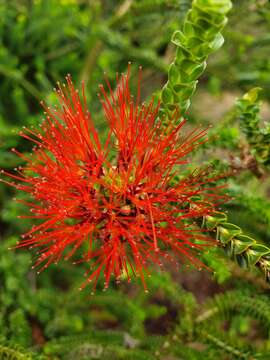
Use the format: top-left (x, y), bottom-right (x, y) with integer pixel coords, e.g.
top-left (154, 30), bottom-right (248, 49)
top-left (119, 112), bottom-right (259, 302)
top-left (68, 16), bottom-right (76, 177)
top-left (1, 67), bottom-right (225, 292)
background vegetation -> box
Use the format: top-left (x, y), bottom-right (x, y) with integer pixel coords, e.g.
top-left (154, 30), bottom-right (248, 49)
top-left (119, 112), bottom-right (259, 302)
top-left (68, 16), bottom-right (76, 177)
top-left (1, 0), bottom-right (270, 359)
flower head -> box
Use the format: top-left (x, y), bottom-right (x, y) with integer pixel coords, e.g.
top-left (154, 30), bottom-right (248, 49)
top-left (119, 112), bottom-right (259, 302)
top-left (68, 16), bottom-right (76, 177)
top-left (1, 67), bottom-right (225, 292)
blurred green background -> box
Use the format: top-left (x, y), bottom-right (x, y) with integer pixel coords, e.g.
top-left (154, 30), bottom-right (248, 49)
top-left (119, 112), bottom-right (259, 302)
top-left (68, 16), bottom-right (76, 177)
top-left (1, 0), bottom-right (270, 359)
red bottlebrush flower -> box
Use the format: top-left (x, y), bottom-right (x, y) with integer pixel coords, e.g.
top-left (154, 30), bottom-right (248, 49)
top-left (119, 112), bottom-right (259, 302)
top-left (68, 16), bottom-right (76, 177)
top-left (1, 67), bottom-right (226, 292)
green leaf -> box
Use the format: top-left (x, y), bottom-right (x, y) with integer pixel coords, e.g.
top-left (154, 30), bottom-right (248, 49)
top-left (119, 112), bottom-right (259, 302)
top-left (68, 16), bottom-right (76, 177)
top-left (218, 223), bottom-right (241, 244)
top-left (246, 244), bottom-right (270, 266)
top-left (233, 235), bottom-right (255, 255)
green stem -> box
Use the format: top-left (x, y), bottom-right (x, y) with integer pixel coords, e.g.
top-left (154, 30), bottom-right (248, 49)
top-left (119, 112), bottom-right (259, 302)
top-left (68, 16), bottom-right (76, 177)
top-left (160, 0), bottom-right (232, 118)
top-left (203, 211), bottom-right (270, 283)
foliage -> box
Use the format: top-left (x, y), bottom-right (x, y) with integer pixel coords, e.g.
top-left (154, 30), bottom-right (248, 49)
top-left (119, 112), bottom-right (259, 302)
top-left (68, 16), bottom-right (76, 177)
top-left (160, 0), bottom-right (232, 116)
top-left (1, 0), bottom-right (270, 359)
top-left (204, 211), bottom-right (270, 283)
top-left (237, 87), bottom-right (270, 168)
